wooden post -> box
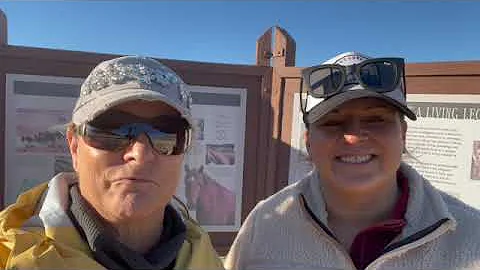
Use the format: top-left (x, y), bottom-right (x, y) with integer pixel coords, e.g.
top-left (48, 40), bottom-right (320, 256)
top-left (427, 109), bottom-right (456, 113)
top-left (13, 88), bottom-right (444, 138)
top-left (256, 26), bottom-right (296, 67)
top-left (272, 26), bottom-right (295, 67)
top-left (256, 27), bottom-right (273, 66)
top-left (0, 9), bottom-right (7, 46)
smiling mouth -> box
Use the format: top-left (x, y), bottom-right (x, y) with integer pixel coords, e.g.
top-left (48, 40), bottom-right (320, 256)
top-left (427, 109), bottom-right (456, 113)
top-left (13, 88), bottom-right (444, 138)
top-left (337, 154), bottom-right (374, 164)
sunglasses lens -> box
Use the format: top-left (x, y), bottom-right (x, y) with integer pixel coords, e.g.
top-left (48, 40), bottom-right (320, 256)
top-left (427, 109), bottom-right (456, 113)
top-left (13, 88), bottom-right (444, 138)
top-left (309, 67), bottom-right (343, 97)
top-left (82, 130), bottom-right (129, 151)
top-left (149, 132), bottom-right (179, 155)
top-left (80, 122), bottom-right (189, 155)
top-left (360, 61), bottom-right (398, 91)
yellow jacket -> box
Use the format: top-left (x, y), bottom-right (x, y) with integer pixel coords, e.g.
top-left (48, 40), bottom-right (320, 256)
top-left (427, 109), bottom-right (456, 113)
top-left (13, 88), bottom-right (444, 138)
top-left (0, 173), bottom-right (224, 270)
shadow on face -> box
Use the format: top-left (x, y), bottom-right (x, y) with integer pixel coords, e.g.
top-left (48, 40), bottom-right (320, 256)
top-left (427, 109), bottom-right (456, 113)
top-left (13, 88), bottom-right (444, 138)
top-left (67, 100), bottom-right (186, 224)
top-left (305, 97), bottom-right (407, 193)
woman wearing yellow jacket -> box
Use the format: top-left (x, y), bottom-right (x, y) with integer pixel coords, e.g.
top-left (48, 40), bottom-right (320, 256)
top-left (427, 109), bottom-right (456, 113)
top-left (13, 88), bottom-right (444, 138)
top-left (0, 56), bottom-right (223, 270)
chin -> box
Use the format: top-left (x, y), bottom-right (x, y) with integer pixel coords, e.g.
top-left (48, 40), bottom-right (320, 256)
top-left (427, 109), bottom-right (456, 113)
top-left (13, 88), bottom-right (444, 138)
top-left (334, 174), bottom-right (383, 191)
top-left (110, 197), bottom-right (160, 220)
top-left (111, 206), bottom-right (153, 222)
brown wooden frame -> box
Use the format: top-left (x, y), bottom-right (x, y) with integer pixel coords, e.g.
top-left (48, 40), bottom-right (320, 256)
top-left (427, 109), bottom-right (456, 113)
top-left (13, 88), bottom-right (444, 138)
top-left (273, 61), bottom-right (480, 191)
top-left (0, 45), bottom-right (276, 254)
top-left (2, 10), bottom-right (480, 254)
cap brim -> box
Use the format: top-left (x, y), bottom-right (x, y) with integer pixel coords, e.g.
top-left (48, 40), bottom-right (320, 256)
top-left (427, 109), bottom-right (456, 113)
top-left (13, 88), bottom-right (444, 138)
top-left (72, 88), bottom-right (193, 128)
top-left (305, 90), bottom-right (417, 124)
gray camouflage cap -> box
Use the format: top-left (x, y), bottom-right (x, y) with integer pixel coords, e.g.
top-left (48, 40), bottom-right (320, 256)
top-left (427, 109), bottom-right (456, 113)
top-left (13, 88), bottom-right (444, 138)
top-left (72, 56), bottom-right (193, 127)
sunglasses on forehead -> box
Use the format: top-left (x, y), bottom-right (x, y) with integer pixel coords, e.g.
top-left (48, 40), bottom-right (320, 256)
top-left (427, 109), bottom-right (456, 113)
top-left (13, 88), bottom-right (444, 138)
top-left (76, 120), bottom-right (191, 155)
top-left (301, 57), bottom-right (406, 100)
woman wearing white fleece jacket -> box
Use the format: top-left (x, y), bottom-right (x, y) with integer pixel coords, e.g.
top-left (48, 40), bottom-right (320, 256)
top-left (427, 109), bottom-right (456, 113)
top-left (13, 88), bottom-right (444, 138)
top-left (225, 52), bottom-right (480, 270)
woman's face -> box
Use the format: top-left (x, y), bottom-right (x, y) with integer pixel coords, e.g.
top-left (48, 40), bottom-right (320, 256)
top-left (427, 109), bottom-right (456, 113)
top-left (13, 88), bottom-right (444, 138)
top-left (67, 100), bottom-right (185, 225)
top-left (306, 98), bottom-right (407, 193)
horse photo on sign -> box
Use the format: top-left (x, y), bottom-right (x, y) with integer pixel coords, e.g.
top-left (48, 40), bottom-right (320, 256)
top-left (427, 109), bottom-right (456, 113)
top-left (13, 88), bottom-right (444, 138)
top-left (184, 164), bottom-right (236, 225)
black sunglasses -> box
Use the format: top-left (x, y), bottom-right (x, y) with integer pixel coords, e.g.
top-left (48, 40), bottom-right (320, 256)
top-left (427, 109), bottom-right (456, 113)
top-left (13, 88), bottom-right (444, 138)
top-left (76, 119), bottom-right (191, 155)
top-left (301, 57), bottom-right (406, 100)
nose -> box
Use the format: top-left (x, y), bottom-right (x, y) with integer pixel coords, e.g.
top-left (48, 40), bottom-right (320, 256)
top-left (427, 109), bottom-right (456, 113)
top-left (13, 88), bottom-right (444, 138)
top-left (123, 133), bottom-right (156, 163)
top-left (342, 119), bottom-right (368, 145)
top-left (344, 134), bottom-right (368, 144)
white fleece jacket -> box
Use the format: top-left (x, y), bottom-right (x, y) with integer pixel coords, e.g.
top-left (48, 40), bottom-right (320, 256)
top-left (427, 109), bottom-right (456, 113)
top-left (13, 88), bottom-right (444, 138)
top-left (225, 163), bottom-right (480, 270)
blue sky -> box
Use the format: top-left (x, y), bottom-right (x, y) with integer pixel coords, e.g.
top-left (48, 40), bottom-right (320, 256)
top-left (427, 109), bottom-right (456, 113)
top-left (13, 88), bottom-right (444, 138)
top-left (1, 1), bottom-right (479, 67)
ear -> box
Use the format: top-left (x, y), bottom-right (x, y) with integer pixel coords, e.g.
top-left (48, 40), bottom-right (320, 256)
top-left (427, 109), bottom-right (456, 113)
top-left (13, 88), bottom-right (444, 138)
top-left (66, 127), bottom-right (79, 172)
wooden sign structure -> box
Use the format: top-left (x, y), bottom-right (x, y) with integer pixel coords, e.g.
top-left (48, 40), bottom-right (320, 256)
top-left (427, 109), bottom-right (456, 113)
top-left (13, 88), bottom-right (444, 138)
top-left (2, 9), bottom-right (480, 253)
top-left (0, 10), bottom-right (276, 254)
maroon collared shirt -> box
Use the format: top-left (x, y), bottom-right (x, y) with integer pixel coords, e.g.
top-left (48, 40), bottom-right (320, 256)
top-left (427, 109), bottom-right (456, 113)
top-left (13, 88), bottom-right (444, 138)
top-left (349, 172), bottom-right (409, 270)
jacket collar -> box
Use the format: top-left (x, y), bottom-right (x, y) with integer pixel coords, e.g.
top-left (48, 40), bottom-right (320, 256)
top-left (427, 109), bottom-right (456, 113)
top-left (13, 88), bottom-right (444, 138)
top-left (0, 173), bottom-right (223, 270)
top-left (23, 172), bottom-right (92, 253)
top-left (0, 173), bottom-right (78, 235)
top-left (398, 162), bottom-right (456, 237)
top-left (298, 162), bottom-right (457, 239)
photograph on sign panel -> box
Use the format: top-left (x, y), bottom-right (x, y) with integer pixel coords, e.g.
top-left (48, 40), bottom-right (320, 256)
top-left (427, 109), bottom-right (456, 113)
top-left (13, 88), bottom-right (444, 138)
top-left (205, 143), bottom-right (235, 165)
top-left (15, 108), bottom-right (70, 154)
top-left (471, 140), bottom-right (480, 180)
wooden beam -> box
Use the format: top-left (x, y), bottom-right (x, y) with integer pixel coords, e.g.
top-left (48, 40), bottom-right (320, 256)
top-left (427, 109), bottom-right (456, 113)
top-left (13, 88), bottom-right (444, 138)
top-left (256, 27), bottom-right (273, 66)
top-left (0, 9), bottom-right (7, 46)
top-left (272, 26), bottom-right (296, 67)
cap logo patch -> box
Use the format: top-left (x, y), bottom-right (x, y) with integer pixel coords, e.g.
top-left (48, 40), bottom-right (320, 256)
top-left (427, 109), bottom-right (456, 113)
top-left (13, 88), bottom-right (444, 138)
top-left (334, 54), bottom-right (369, 65)
top-left (81, 61), bottom-right (181, 96)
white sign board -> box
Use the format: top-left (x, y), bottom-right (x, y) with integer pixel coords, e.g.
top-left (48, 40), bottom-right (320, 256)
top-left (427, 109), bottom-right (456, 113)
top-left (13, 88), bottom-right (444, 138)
top-left (5, 74), bottom-right (82, 204)
top-left (180, 85), bottom-right (247, 232)
top-left (288, 93), bottom-right (313, 185)
top-left (4, 74), bottom-right (247, 231)
top-left (288, 92), bottom-right (480, 210)
top-left (405, 94), bottom-right (480, 210)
